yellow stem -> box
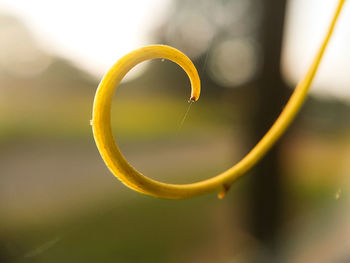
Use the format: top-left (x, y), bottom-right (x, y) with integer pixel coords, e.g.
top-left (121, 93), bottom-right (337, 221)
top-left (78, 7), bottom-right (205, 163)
top-left (92, 0), bottom-right (345, 199)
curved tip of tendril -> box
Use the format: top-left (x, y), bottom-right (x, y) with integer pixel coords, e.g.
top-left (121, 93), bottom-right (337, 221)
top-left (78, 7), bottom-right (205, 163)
top-left (189, 96), bottom-right (197, 102)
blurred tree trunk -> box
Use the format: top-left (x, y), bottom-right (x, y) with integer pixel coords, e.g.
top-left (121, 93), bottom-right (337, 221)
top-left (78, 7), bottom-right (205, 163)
top-left (247, 0), bottom-right (289, 259)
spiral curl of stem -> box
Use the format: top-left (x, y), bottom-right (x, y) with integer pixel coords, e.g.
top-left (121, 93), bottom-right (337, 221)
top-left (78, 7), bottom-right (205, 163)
top-left (91, 0), bottom-right (345, 199)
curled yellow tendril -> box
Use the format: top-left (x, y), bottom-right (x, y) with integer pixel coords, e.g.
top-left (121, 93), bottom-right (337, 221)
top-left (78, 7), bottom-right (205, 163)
top-left (91, 0), bottom-right (345, 199)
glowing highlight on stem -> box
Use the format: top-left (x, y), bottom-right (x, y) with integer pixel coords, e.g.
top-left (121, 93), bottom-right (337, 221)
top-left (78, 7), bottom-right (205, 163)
top-left (92, 0), bottom-right (345, 199)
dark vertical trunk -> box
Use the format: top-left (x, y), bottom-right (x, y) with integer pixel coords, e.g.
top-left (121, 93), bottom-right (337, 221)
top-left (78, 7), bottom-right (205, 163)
top-left (248, 0), bottom-right (289, 259)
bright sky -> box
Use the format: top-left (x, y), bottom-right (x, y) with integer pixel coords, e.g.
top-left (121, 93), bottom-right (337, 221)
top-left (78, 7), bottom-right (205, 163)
top-left (0, 0), bottom-right (171, 78)
top-left (282, 0), bottom-right (350, 99)
top-left (0, 0), bottom-right (349, 99)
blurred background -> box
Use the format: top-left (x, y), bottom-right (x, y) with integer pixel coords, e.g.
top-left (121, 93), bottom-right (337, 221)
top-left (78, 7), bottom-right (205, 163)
top-left (1, 0), bottom-right (350, 262)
